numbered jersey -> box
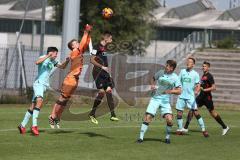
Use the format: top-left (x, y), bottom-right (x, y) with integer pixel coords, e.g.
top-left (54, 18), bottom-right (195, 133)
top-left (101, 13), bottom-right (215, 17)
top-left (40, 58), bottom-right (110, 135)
top-left (179, 69), bottom-right (200, 99)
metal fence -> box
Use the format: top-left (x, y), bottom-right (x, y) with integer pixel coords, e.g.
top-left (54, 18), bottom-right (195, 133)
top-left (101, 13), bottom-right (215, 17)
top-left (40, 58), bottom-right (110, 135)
top-left (0, 31), bottom-right (205, 105)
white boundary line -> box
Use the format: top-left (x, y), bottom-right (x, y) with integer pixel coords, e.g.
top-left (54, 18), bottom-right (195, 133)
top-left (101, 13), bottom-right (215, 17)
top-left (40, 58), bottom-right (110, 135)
top-left (0, 125), bottom-right (238, 133)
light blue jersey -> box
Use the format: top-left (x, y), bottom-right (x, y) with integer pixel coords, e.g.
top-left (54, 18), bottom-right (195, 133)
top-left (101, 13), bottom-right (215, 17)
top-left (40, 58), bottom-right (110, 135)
top-left (146, 70), bottom-right (181, 116)
top-left (32, 55), bottom-right (58, 102)
top-left (178, 69), bottom-right (199, 99)
top-left (34, 55), bottom-right (58, 87)
top-left (152, 70), bottom-right (181, 102)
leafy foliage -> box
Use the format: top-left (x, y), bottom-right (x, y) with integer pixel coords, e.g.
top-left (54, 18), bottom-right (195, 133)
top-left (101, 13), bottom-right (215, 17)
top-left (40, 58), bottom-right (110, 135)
top-left (48, 0), bottom-right (159, 55)
top-left (214, 36), bottom-right (236, 49)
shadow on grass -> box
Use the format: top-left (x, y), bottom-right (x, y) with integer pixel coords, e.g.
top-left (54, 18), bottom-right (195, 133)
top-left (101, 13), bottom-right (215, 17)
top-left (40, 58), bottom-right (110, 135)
top-left (47, 130), bottom-right (75, 134)
top-left (26, 129), bottom-right (46, 133)
top-left (143, 138), bottom-right (165, 143)
top-left (79, 132), bottom-right (112, 139)
top-left (188, 129), bottom-right (202, 133)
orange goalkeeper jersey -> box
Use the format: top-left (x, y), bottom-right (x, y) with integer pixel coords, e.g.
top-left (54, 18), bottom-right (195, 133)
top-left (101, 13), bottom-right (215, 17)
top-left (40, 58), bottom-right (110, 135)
top-left (68, 32), bottom-right (91, 77)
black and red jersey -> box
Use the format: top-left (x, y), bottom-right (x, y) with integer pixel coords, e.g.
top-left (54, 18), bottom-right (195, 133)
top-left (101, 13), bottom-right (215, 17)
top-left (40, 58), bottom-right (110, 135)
top-left (92, 43), bottom-right (110, 80)
top-left (199, 72), bottom-right (215, 97)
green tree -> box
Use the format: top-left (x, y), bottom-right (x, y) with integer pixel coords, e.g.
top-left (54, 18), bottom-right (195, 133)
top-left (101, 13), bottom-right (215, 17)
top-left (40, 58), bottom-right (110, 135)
top-left (48, 0), bottom-right (159, 55)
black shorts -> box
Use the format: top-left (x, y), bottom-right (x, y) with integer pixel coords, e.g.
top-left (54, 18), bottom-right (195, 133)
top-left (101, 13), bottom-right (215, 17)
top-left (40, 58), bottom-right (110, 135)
top-left (196, 95), bottom-right (214, 111)
top-left (95, 76), bottom-right (114, 90)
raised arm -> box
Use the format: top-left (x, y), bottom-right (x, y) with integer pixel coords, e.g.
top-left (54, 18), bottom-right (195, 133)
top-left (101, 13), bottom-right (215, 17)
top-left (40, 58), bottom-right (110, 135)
top-left (35, 54), bottom-right (51, 65)
top-left (79, 24), bottom-right (92, 53)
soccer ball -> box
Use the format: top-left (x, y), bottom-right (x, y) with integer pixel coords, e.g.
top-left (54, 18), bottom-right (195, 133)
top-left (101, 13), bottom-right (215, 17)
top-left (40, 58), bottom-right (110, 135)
top-left (102, 8), bottom-right (113, 19)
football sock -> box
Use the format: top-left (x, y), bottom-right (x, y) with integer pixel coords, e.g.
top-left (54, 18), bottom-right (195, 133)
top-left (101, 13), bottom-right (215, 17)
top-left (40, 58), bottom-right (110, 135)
top-left (166, 124), bottom-right (172, 139)
top-left (140, 122), bottom-right (149, 140)
top-left (89, 93), bottom-right (104, 117)
top-left (32, 107), bottom-right (40, 127)
top-left (177, 118), bottom-right (183, 130)
top-left (106, 92), bottom-right (116, 117)
top-left (196, 115), bottom-right (205, 131)
top-left (21, 109), bottom-right (33, 127)
top-left (184, 111), bottom-right (193, 129)
top-left (214, 114), bottom-right (227, 129)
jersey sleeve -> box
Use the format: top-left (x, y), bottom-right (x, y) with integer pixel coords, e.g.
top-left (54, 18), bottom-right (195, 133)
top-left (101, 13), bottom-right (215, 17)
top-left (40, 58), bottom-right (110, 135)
top-left (195, 72), bottom-right (200, 84)
top-left (154, 70), bottom-right (163, 80)
top-left (41, 56), bottom-right (50, 67)
top-left (79, 33), bottom-right (91, 53)
top-left (174, 75), bottom-right (181, 88)
top-left (208, 74), bottom-right (215, 85)
top-left (178, 70), bottom-right (183, 83)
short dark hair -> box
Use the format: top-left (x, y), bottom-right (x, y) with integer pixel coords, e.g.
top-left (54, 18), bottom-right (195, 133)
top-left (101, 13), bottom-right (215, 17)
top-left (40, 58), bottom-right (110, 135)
top-left (203, 61), bottom-right (210, 67)
top-left (47, 47), bottom-right (58, 53)
top-left (68, 39), bottom-right (78, 50)
top-left (101, 31), bottom-right (112, 40)
top-left (166, 60), bottom-right (177, 70)
top-left (188, 57), bottom-right (196, 64)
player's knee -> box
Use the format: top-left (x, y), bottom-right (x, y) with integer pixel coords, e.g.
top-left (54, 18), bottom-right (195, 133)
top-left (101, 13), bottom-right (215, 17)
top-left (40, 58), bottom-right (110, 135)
top-left (106, 87), bottom-right (112, 94)
top-left (193, 110), bottom-right (199, 116)
top-left (56, 99), bottom-right (68, 106)
top-left (36, 96), bottom-right (43, 107)
top-left (195, 114), bottom-right (201, 119)
top-left (165, 113), bottom-right (173, 120)
top-left (144, 113), bottom-right (153, 122)
top-left (167, 120), bottom-right (173, 126)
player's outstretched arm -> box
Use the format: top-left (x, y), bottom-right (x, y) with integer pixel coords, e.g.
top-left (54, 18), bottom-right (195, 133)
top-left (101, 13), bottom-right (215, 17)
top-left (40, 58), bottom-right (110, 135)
top-left (56, 57), bottom-right (70, 69)
top-left (79, 24), bottom-right (92, 53)
top-left (35, 53), bottom-right (51, 65)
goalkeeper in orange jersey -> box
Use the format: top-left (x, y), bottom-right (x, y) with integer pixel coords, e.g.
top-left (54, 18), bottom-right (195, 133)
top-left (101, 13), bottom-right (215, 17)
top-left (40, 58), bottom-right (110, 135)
top-left (48, 24), bottom-right (92, 129)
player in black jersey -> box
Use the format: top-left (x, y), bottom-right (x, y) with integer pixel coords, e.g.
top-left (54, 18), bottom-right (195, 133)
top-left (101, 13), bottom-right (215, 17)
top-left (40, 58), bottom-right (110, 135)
top-left (89, 31), bottom-right (119, 124)
top-left (183, 61), bottom-right (229, 135)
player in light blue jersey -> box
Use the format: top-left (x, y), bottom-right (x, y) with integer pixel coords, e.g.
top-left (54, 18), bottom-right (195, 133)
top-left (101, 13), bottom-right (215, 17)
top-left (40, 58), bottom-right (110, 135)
top-left (176, 57), bottom-right (209, 137)
top-left (137, 60), bottom-right (181, 144)
top-left (18, 47), bottom-right (69, 136)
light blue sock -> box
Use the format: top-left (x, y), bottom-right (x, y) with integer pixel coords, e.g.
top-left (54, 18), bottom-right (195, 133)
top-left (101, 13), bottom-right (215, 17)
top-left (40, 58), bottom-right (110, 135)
top-left (140, 122), bottom-right (149, 140)
top-left (166, 125), bottom-right (172, 139)
top-left (197, 117), bottom-right (206, 131)
top-left (21, 109), bottom-right (33, 127)
top-left (32, 107), bottom-right (40, 127)
top-left (177, 119), bottom-right (183, 130)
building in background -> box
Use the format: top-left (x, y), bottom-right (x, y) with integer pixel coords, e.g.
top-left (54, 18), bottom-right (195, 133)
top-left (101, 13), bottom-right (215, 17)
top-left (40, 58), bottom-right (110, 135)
top-left (230, 0), bottom-right (240, 9)
top-left (0, 0), bottom-right (61, 49)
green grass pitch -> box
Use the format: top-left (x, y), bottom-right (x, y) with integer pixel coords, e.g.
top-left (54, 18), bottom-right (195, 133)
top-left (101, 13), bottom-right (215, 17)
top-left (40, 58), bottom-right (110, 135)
top-left (0, 104), bottom-right (239, 160)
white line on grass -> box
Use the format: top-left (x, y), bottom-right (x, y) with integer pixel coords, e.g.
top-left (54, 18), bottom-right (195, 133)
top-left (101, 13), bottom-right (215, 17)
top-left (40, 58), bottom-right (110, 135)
top-left (0, 124), bottom-right (238, 133)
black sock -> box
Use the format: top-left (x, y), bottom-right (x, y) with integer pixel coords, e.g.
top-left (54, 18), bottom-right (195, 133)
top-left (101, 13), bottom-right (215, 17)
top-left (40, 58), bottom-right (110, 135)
top-left (106, 92), bottom-right (116, 117)
top-left (184, 111), bottom-right (193, 129)
top-left (215, 115), bottom-right (227, 129)
top-left (89, 93), bottom-right (104, 117)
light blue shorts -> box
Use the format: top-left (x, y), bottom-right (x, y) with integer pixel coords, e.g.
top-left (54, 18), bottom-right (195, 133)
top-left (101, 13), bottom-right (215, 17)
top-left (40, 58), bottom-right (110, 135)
top-left (176, 97), bottom-right (197, 111)
top-left (32, 81), bottom-right (47, 102)
top-left (146, 97), bottom-right (172, 117)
